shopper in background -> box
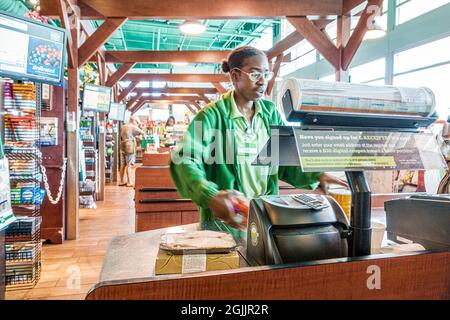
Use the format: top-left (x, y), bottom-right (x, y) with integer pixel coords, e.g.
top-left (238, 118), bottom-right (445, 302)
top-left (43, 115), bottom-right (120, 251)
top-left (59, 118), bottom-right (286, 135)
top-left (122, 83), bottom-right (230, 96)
top-left (170, 46), bottom-right (348, 237)
top-left (119, 115), bottom-right (145, 187)
top-left (159, 116), bottom-right (176, 148)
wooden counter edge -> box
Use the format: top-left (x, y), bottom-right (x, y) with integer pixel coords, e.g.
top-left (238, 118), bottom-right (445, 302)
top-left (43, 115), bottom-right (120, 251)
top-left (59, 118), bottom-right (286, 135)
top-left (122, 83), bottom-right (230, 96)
top-left (85, 249), bottom-right (450, 300)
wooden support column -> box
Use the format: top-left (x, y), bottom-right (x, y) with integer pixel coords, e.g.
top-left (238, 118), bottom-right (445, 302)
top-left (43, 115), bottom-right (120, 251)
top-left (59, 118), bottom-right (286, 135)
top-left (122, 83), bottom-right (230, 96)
top-left (265, 53), bottom-right (283, 96)
top-left (96, 52), bottom-right (105, 85)
top-left (106, 63), bottom-right (135, 87)
top-left (66, 15), bottom-right (80, 240)
top-left (127, 93), bottom-right (143, 110)
top-left (56, 0), bottom-right (75, 69)
top-left (287, 17), bottom-right (340, 70)
top-left (78, 17), bottom-right (127, 67)
top-left (336, 14), bottom-right (351, 82)
top-left (118, 81), bottom-right (139, 102)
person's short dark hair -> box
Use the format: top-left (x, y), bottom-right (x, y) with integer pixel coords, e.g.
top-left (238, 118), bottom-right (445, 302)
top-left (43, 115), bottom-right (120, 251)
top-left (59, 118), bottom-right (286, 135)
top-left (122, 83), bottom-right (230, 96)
top-left (221, 46), bottom-right (266, 73)
top-left (166, 116), bottom-right (176, 127)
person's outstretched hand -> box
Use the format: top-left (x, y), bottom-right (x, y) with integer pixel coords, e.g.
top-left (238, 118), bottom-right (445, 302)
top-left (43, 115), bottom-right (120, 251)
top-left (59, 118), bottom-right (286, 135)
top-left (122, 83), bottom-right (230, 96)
top-left (207, 190), bottom-right (248, 230)
top-left (319, 173), bottom-right (349, 194)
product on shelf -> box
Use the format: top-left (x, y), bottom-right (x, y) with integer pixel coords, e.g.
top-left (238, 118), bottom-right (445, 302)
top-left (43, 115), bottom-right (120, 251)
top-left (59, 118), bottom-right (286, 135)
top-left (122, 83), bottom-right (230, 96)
top-left (79, 112), bottom-right (98, 207)
top-left (1, 81), bottom-right (42, 290)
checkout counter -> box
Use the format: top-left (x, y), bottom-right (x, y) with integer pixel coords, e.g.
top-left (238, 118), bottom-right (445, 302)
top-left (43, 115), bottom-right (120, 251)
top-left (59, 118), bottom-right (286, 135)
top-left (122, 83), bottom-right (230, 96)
top-left (86, 206), bottom-right (449, 300)
top-left (88, 80), bottom-right (450, 299)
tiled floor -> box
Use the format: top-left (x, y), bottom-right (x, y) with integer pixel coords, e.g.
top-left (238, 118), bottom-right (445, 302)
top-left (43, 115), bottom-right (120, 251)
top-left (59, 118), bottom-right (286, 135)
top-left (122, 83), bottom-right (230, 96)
top-left (6, 183), bottom-right (136, 300)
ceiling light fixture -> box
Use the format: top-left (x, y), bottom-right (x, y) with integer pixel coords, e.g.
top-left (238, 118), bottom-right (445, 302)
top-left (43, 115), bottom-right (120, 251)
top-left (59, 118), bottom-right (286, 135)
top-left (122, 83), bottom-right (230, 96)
top-left (364, 20), bottom-right (386, 40)
top-left (179, 20), bottom-right (206, 35)
top-left (172, 62), bottom-right (189, 66)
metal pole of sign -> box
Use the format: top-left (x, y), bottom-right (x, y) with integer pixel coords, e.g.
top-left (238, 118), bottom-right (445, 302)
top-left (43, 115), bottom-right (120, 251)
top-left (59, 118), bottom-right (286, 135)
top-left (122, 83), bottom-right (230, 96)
top-left (346, 171), bottom-right (372, 257)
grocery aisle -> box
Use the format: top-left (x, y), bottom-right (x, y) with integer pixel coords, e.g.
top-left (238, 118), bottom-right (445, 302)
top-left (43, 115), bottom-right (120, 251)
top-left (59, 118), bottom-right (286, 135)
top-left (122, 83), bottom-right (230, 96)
top-left (5, 183), bottom-right (136, 300)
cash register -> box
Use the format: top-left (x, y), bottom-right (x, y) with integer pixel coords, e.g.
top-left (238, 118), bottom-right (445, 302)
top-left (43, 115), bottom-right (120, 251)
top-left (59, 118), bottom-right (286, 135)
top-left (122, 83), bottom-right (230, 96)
top-left (246, 79), bottom-right (445, 266)
top-left (247, 194), bottom-right (350, 265)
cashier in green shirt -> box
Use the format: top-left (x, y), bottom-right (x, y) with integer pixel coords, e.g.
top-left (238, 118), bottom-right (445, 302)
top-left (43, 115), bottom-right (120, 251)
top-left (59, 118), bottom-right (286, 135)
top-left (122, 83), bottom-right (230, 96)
top-left (170, 46), bottom-right (347, 233)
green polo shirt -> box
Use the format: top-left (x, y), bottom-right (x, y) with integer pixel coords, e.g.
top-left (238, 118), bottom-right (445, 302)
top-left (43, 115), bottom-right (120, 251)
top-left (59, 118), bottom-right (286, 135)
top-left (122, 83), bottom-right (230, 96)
top-left (230, 91), bottom-right (270, 200)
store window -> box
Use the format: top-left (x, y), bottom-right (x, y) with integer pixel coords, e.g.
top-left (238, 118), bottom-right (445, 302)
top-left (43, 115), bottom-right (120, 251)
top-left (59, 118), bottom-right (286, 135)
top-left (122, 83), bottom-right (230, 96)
top-left (365, 79), bottom-right (386, 85)
top-left (396, 0), bottom-right (449, 25)
top-left (393, 63), bottom-right (450, 119)
top-left (319, 74), bottom-right (336, 82)
top-left (394, 36), bottom-right (450, 74)
top-left (137, 81), bottom-right (150, 88)
top-left (152, 81), bottom-right (167, 88)
top-left (249, 26), bottom-right (273, 51)
top-left (393, 35), bottom-right (450, 119)
top-left (349, 58), bottom-right (386, 83)
top-left (118, 81), bottom-right (131, 88)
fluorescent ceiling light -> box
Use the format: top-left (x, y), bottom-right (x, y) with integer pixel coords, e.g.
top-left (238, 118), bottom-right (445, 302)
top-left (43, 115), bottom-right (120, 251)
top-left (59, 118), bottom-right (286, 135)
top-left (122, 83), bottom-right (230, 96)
top-left (180, 20), bottom-right (206, 35)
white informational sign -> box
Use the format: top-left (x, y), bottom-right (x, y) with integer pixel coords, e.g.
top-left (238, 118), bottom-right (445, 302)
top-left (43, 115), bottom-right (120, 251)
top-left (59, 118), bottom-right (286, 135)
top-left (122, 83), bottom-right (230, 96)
top-left (40, 117), bottom-right (58, 146)
top-left (0, 157), bottom-right (16, 231)
top-left (0, 12), bottom-right (65, 84)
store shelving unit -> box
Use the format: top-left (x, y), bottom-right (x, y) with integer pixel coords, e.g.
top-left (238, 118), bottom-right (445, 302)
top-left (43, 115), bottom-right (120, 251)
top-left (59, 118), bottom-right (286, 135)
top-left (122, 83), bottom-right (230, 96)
top-left (105, 122), bottom-right (114, 183)
top-left (1, 80), bottom-right (43, 290)
top-left (79, 111), bottom-right (98, 208)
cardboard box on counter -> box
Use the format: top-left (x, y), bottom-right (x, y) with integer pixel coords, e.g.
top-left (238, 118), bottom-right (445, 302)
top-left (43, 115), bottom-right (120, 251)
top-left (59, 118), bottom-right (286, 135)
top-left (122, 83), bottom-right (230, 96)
top-left (155, 249), bottom-right (240, 275)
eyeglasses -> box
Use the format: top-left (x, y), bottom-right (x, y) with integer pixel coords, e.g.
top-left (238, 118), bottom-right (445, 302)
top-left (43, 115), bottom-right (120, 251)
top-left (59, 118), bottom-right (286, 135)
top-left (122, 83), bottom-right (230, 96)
top-left (232, 68), bottom-right (274, 82)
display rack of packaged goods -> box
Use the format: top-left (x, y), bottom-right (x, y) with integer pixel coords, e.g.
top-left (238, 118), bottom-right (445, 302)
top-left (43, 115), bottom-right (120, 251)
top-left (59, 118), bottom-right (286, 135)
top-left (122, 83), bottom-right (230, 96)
top-left (105, 122), bottom-right (114, 184)
top-left (79, 111), bottom-right (98, 208)
top-left (1, 79), bottom-right (43, 290)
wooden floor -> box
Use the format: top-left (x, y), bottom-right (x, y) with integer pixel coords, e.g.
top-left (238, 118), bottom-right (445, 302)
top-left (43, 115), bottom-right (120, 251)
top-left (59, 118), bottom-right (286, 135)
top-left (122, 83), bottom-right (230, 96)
top-left (5, 184), bottom-right (136, 300)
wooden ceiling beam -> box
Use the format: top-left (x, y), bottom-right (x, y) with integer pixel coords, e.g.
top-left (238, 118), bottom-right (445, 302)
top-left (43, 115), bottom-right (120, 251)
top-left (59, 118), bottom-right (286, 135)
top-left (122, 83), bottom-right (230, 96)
top-left (78, 17), bottom-right (128, 67)
top-left (132, 87), bottom-right (217, 95)
top-left (185, 104), bottom-right (198, 115)
top-left (265, 54), bottom-right (283, 96)
top-left (126, 92), bottom-right (143, 110)
top-left (139, 95), bottom-right (203, 102)
top-left (342, 0), bottom-right (384, 70)
top-left (118, 81), bottom-right (139, 102)
top-left (42, 0), bottom-right (343, 19)
top-left (212, 82), bottom-right (227, 94)
top-left (130, 99), bottom-right (146, 114)
top-left (41, 0), bottom-right (104, 19)
top-left (96, 50), bottom-right (231, 64)
top-left (199, 94), bottom-right (212, 104)
top-left (106, 62), bottom-right (135, 87)
top-left (122, 74), bottom-right (229, 83)
top-left (192, 101), bottom-right (203, 111)
top-left (342, 0), bottom-right (366, 14)
top-left (267, 18), bottom-right (333, 59)
top-left (287, 17), bottom-right (340, 70)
